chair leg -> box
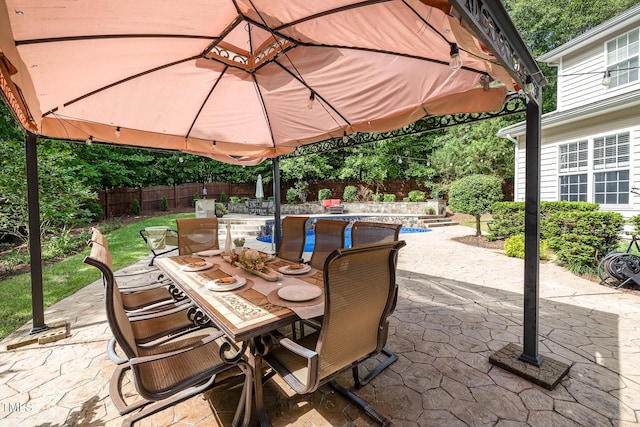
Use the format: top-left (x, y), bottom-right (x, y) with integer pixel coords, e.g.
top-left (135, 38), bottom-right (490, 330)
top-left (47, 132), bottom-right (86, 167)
top-left (352, 348), bottom-right (398, 389)
top-left (328, 380), bottom-right (392, 426)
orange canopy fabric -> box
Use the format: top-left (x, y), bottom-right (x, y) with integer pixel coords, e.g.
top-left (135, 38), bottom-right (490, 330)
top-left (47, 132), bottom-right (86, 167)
top-left (0, 0), bottom-right (515, 165)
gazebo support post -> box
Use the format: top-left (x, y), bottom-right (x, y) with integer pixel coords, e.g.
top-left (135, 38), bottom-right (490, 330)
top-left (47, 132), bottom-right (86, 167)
top-left (272, 156), bottom-right (282, 253)
top-left (521, 97), bottom-right (542, 366)
top-left (25, 130), bottom-right (48, 334)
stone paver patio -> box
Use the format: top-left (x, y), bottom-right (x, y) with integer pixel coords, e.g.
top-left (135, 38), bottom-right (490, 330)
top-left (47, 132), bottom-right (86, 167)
top-left (1, 225), bottom-right (639, 426)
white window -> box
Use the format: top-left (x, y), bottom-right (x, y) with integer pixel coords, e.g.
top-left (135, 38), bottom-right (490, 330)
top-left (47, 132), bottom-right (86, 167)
top-left (559, 140), bottom-right (588, 173)
top-left (594, 170), bottom-right (629, 205)
top-left (593, 132), bottom-right (630, 170)
top-left (605, 28), bottom-right (639, 88)
top-left (559, 174), bottom-right (588, 202)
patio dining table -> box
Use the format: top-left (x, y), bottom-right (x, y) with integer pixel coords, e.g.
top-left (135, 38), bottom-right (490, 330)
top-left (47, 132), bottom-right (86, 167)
top-left (155, 254), bottom-right (323, 426)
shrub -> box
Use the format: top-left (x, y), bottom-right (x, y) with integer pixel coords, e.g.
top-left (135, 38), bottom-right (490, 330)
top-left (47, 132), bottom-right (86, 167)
top-left (219, 192), bottom-right (227, 203)
top-left (383, 194), bottom-right (396, 202)
top-left (230, 196), bottom-right (240, 204)
top-left (403, 197), bottom-right (411, 202)
top-left (373, 193), bottom-right (383, 202)
top-left (504, 234), bottom-right (548, 259)
top-left (343, 185), bottom-right (357, 202)
top-left (424, 206), bottom-right (435, 215)
top-left (131, 198), bottom-right (141, 215)
top-left (159, 196), bottom-right (168, 211)
top-left (85, 202), bottom-right (103, 222)
top-left (449, 174), bottom-right (503, 236)
top-left (318, 188), bottom-right (331, 201)
top-left (286, 188), bottom-right (298, 204)
top-left (408, 190), bottom-right (426, 202)
top-left (489, 201), bottom-right (600, 240)
top-left (544, 211), bottom-right (623, 268)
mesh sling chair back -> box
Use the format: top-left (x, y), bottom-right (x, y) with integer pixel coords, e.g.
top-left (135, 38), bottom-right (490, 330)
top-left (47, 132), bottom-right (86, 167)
top-left (308, 219), bottom-right (347, 270)
top-left (90, 228), bottom-right (189, 316)
top-left (140, 226), bottom-right (178, 266)
top-left (176, 218), bottom-right (219, 255)
top-left (351, 221), bottom-right (401, 246)
top-left (349, 221), bottom-right (403, 388)
top-left (83, 237), bottom-right (252, 427)
top-left (263, 241), bottom-right (406, 425)
top-left (277, 216), bottom-right (308, 262)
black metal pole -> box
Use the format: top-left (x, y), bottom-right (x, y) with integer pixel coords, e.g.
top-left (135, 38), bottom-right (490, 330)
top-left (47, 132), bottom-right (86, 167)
top-left (520, 97), bottom-right (542, 366)
top-left (272, 157), bottom-right (282, 253)
top-left (25, 131), bottom-right (48, 334)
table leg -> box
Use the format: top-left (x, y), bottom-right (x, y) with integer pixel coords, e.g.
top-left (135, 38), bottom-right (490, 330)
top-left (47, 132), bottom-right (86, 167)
top-left (250, 339), bottom-right (271, 427)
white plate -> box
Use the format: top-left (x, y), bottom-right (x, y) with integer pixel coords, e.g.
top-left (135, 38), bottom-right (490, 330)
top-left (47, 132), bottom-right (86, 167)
top-left (278, 264), bottom-right (311, 275)
top-left (278, 285), bottom-right (322, 302)
top-left (180, 261), bottom-right (214, 272)
top-left (195, 249), bottom-right (223, 257)
top-left (205, 276), bottom-right (247, 292)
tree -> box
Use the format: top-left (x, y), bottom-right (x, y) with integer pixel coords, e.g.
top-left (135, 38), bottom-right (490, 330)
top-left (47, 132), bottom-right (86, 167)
top-left (0, 139), bottom-right (97, 243)
top-left (449, 175), bottom-right (504, 236)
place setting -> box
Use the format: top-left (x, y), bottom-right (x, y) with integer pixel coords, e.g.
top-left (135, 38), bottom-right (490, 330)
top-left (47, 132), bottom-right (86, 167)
top-left (204, 275), bottom-right (251, 292)
top-left (179, 259), bottom-right (218, 272)
top-left (267, 283), bottom-right (323, 308)
top-left (277, 263), bottom-right (314, 276)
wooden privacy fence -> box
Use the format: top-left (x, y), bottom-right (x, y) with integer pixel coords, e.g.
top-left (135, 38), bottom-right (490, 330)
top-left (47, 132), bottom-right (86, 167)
top-left (98, 179), bottom-right (514, 218)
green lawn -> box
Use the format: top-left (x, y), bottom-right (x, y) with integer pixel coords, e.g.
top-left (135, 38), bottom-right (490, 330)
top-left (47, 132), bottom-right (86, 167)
top-left (0, 212), bottom-right (193, 341)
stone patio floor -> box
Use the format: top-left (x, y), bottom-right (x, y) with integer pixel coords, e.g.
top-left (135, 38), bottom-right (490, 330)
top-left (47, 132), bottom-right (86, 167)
top-left (1, 225), bottom-right (639, 426)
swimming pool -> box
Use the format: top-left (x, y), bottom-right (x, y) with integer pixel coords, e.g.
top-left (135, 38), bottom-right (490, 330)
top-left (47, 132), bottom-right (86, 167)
top-left (257, 227), bottom-right (429, 252)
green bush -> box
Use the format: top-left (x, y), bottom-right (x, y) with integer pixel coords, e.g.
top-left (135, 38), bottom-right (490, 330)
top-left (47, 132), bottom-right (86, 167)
top-left (131, 198), bottom-right (141, 215)
top-left (318, 188), bottom-right (331, 201)
top-left (343, 185), bottom-right (357, 202)
top-left (230, 196), bottom-right (240, 204)
top-left (373, 193), bottom-right (383, 202)
top-left (383, 194), bottom-right (396, 202)
top-left (215, 203), bottom-right (228, 216)
top-left (286, 188), bottom-right (298, 204)
top-left (219, 192), bottom-right (227, 203)
top-left (403, 197), bottom-right (411, 202)
top-left (295, 181), bottom-right (309, 203)
top-left (424, 206), bottom-right (435, 215)
top-left (85, 202), bottom-right (103, 222)
top-left (408, 190), bottom-right (426, 202)
top-left (159, 196), bottom-right (168, 211)
top-left (544, 211), bottom-right (623, 268)
top-left (488, 201), bottom-right (601, 240)
top-left (449, 174), bottom-right (503, 236)
top-left (504, 234), bottom-right (548, 259)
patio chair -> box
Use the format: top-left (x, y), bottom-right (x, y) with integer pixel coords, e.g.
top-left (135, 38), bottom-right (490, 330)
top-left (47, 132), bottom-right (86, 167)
top-left (90, 228), bottom-right (189, 315)
top-left (308, 219), bottom-right (347, 270)
top-left (263, 241), bottom-right (406, 425)
top-left (351, 221), bottom-right (401, 247)
top-left (350, 221), bottom-right (402, 387)
top-left (83, 239), bottom-right (253, 427)
top-left (277, 216), bottom-right (308, 263)
top-left (176, 218), bottom-right (219, 255)
top-left (140, 227), bottom-right (178, 266)
top-left (246, 199), bottom-right (257, 215)
top-left (85, 231), bottom-right (202, 362)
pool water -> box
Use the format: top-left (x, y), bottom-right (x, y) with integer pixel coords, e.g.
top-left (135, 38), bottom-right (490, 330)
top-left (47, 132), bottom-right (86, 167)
top-left (257, 227), bottom-right (429, 252)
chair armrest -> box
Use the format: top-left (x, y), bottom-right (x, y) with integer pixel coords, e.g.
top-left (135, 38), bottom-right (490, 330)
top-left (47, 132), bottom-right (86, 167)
top-left (270, 330), bottom-right (317, 359)
top-left (129, 331), bottom-right (225, 366)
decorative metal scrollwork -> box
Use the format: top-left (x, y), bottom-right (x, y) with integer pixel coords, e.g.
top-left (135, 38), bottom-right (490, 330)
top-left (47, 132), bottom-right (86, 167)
top-left (282, 94), bottom-right (527, 158)
top-left (168, 284), bottom-right (187, 301)
top-left (187, 306), bottom-right (211, 326)
top-left (220, 339), bottom-right (249, 364)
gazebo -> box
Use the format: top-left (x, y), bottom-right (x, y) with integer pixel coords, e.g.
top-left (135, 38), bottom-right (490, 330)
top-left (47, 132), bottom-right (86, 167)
top-left (0, 0), bottom-right (561, 385)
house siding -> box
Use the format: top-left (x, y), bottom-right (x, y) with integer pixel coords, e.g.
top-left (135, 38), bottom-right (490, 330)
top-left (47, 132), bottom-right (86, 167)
top-left (513, 106), bottom-right (640, 217)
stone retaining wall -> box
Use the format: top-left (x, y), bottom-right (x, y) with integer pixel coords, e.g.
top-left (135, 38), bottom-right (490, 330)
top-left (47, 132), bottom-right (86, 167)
top-left (281, 200), bottom-right (446, 216)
